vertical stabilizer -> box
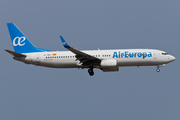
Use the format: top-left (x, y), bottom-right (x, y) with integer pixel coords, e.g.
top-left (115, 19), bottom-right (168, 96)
top-left (7, 23), bottom-right (50, 53)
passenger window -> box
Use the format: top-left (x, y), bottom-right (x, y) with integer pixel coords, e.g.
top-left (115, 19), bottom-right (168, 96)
top-left (162, 53), bottom-right (169, 55)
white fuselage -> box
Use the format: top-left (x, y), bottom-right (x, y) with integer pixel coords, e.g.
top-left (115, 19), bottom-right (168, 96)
top-left (14, 49), bottom-right (175, 69)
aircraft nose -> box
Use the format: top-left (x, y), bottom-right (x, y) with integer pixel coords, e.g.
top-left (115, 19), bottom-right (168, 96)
top-left (169, 55), bottom-right (176, 62)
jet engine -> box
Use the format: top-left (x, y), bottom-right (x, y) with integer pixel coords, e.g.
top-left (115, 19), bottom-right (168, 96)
top-left (100, 59), bottom-right (117, 67)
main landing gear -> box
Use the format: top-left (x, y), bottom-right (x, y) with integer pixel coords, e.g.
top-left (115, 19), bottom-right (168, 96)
top-left (88, 67), bottom-right (94, 76)
top-left (156, 66), bottom-right (160, 72)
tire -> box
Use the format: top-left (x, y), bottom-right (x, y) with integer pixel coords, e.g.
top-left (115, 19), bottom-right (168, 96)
top-left (156, 69), bottom-right (160, 72)
top-left (88, 69), bottom-right (94, 76)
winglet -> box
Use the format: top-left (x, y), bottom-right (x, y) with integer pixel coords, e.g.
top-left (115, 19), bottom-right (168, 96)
top-left (60, 36), bottom-right (70, 48)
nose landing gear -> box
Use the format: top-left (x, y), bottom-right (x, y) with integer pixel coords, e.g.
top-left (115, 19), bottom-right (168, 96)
top-left (156, 64), bottom-right (166, 72)
top-left (156, 66), bottom-right (160, 72)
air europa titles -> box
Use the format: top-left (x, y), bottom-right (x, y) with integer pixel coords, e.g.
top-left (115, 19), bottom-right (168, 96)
top-left (113, 51), bottom-right (152, 59)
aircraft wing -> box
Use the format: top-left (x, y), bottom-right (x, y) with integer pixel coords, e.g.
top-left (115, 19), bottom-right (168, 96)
top-left (60, 36), bottom-right (101, 66)
top-left (5, 49), bottom-right (26, 57)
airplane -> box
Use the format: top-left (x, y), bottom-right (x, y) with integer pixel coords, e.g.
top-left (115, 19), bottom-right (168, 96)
top-left (5, 23), bottom-right (175, 76)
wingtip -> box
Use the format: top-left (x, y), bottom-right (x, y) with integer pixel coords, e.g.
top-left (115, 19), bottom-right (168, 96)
top-left (60, 36), bottom-right (70, 48)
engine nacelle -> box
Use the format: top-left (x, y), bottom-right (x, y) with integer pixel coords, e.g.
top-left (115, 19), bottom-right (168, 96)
top-left (100, 59), bottom-right (117, 67)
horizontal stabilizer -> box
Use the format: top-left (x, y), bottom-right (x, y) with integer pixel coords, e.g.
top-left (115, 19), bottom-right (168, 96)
top-left (5, 49), bottom-right (26, 57)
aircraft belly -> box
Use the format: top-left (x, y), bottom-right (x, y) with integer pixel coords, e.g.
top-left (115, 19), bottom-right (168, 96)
top-left (35, 59), bottom-right (76, 68)
top-left (58, 59), bottom-right (77, 68)
top-left (117, 58), bottom-right (152, 66)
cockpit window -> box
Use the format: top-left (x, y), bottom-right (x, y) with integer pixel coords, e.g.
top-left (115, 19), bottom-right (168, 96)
top-left (162, 53), bottom-right (169, 55)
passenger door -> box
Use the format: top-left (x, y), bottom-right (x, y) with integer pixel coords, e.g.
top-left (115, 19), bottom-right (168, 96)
top-left (36, 54), bottom-right (40, 64)
top-left (153, 52), bottom-right (157, 59)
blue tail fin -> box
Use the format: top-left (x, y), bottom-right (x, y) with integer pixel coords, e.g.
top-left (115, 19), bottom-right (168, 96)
top-left (7, 23), bottom-right (50, 53)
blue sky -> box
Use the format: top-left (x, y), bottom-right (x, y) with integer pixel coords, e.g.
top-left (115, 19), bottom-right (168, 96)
top-left (1, 0), bottom-right (180, 120)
